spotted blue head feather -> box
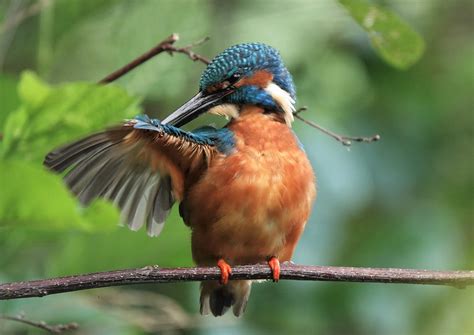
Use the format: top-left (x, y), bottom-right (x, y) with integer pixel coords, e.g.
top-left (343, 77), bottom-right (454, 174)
top-left (199, 43), bottom-right (296, 100)
top-left (163, 43), bottom-right (297, 127)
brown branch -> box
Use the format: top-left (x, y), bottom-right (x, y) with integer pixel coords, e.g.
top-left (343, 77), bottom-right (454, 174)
top-left (98, 33), bottom-right (210, 84)
top-left (294, 107), bottom-right (381, 146)
top-left (1, 264), bottom-right (472, 300)
top-left (0, 313), bottom-right (78, 334)
top-left (168, 36), bottom-right (211, 65)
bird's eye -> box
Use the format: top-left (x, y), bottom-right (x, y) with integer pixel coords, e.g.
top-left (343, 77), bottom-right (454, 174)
top-left (228, 72), bottom-right (241, 84)
top-left (206, 72), bottom-right (242, 93)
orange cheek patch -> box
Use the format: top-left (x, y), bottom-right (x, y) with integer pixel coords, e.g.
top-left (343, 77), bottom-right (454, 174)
top-left (235, 70), bottom-right (273, 88)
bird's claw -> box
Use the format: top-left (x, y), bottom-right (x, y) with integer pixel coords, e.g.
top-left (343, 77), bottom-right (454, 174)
top-left (268, 257), bottom-right (280, 282)
top-left (217, 259), bottom-right (232, 285)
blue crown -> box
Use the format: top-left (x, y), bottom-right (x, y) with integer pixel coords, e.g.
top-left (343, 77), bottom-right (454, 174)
top-left (199, 43), bottom-right (296, 100)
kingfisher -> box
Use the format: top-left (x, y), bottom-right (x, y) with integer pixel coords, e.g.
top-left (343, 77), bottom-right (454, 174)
top-left (44, 43), bottom-right (316, 317)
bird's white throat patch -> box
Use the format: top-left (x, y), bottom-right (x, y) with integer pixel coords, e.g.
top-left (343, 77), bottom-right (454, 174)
top-left (208, 104), bottom-right (240, 120)
top-left (207, 83), bottom-right (295, 125)
top-left (264, 82), bottom-right (295, 126)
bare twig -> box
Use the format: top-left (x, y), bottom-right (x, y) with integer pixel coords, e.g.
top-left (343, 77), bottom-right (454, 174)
top-left (0, 313), bottom-right (78, 334)
top-left (90, 289), bottom-right (235, 332)
top-left (1, 264), bottom-right (472, 301)
top-left (166, 36), bottom-right (211, 65)
top-left (98, 33), bottom-right (210, 84)
top-left (294, 107), bottom-right (381, 146)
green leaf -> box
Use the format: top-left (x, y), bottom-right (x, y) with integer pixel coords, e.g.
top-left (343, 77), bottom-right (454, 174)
top-left (339, 0), bottom-right (425, 69)
top-left (0, 71), bottom-right (141, 162)
top-left (18, 71), bottom-right (51, 107)
top-left (0, 71), bottom-right (137, 232)
top-left (0, 160), bottom-right (119, 231)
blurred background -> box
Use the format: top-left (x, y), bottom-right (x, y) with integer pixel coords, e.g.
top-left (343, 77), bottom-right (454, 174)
top-left (0, 0), bottom-right (472, 334)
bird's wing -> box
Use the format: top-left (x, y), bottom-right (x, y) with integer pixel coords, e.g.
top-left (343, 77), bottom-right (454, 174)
top-left (44, 115), bottom-right (232, 236)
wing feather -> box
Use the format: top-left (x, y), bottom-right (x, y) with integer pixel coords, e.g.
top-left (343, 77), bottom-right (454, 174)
top-left (43, 118), bottom-right (219, 236)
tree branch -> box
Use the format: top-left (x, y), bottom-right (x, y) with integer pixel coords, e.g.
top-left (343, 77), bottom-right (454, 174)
top-left (0, 313), bottom-right (78, 334)
top-left (1, 264), bottom-right (472, 300)
top-left (98, 33), bottom-right (210, 84)
top-left (294, 107), bottom-right (381, 146)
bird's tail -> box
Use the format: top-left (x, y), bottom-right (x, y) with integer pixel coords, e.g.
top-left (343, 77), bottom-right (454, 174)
top-left (200, 280), bottom-right (252, 317)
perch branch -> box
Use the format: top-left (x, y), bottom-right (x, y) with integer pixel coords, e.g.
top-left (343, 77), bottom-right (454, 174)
top-left (0, 313), bottom-right (78, 334)
top-left (98, 33), bottom-right (210, 84)
top-left (294, 107), bottom-right (381, 146)
top-left (1, 264), bottom-right (473, 300)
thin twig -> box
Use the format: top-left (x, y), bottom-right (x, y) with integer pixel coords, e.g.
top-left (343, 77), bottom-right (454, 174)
top-left (98, 33), bottom-right (210, 84)
top-left (294, 107), bottom-right (381, 146)
top-left (89, 289), bottom-right (235, 332)
top-left (165, 36), bottom-right (211, 65)
top-left (0, 313), bottom-right (78, 334)
top-left (1, 264), bottom-right (472, 300)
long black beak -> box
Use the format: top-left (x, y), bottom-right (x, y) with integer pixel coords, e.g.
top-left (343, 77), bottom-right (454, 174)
top-left (162, 90), bottom-right (233, 127)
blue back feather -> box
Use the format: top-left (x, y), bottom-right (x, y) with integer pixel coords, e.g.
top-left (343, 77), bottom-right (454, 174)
top-left (133, 115), bottom-right (236, 155)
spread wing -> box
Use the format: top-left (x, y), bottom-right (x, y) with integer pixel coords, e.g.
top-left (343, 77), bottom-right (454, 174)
top-left (44, 115), bottom-right (229, 236)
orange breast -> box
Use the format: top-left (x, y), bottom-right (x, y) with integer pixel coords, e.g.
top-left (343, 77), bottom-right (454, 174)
top-left (184, 106), bottom-right (316, 265)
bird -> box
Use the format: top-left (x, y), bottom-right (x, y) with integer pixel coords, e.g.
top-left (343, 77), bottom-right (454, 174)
top-left (44, 42), bottom-right (316, 317)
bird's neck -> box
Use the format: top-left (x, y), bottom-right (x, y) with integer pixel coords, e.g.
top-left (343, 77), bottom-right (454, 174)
top-left (227, 105), bottom-right (300, 151)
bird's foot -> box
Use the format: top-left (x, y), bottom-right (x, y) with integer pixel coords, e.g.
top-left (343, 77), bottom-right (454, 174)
top-left (268, 257), bottom-right (280, 282)
top-left (217, 259), bottom-right (232, 285)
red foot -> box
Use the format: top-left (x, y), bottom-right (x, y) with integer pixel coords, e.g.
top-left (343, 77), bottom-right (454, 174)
top-left (268, 257), bottom-right (280, 282)
top-left (217, 259), bottom-right (232, 285)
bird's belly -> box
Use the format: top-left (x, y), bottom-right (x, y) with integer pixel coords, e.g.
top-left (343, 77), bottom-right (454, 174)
top-left (185, 145), bottom-right (315, 266)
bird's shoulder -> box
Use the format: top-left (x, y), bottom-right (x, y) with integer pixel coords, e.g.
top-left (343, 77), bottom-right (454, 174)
top-left (191, 126), bottom-right (236, 155)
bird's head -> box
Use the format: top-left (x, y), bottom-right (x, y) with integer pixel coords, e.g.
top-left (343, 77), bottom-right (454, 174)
top-left (163, 43), bottom-right (296, 127)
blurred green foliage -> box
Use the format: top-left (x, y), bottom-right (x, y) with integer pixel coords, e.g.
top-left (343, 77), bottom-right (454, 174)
top-left (0, 72), bottom-right (142, 232)
top-left (0, 0), bottom-right (472, 334)
top-left (0, 160), bottom-right (119, 230)
top-left (339, 0), bottom-right (425, 69)
top-left (1, 72), bottom-right (140, 162)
